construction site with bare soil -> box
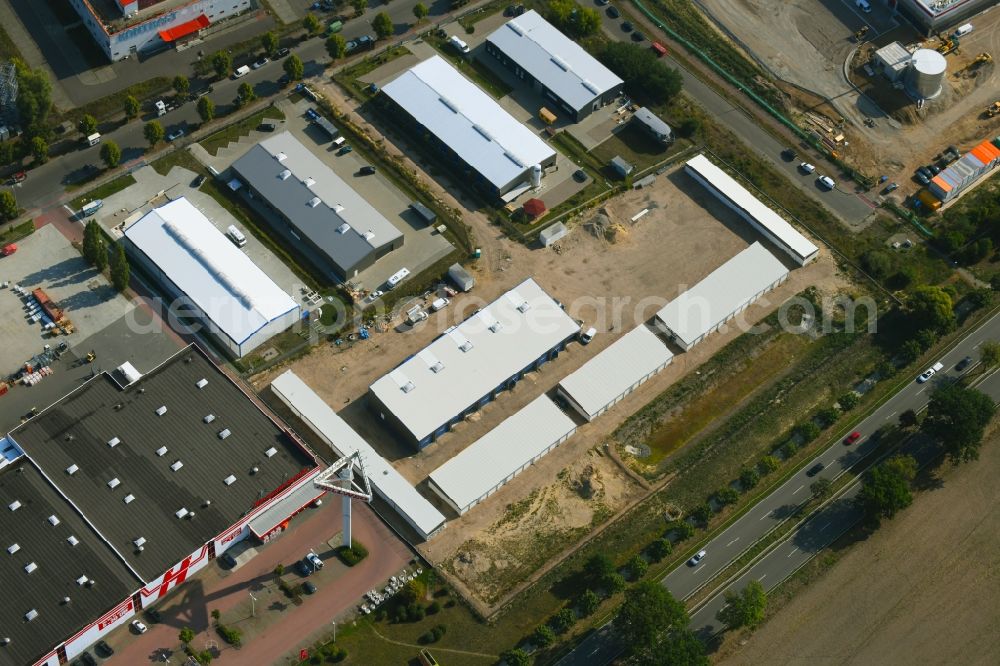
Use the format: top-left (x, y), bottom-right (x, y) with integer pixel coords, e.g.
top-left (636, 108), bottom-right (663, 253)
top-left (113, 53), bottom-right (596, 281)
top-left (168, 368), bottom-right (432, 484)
top-left (696, 0), bottom-right (1000, 200)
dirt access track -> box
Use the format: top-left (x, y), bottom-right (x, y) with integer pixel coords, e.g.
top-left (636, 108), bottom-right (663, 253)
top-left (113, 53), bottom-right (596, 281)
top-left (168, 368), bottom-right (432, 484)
top-left (716, 426), bottom-right (1000, 665)
top-left (697, 0), bottom-right (1000, 188)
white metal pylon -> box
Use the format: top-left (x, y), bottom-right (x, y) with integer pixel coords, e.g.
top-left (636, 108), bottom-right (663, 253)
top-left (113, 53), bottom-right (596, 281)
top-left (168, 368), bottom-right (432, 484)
top-left (313, 451), bottom-right (372, 548)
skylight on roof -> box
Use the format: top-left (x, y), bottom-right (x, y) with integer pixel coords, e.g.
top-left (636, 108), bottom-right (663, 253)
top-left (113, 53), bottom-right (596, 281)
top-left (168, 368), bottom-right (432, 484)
top-left (265, 447), bottom-right (277, 458)
top-left (155, 405), bottom-right (167, 416)
top-left (279, 168), bottom-right (292, 180)
top-left (24, 562), bottom-right (37, 574)
top-left (170, 460), bottom-right (184, 472)
top-left (459, 341), bottom-right (473, 352)
top-left (7, 543), bottom-right (19, 555)
top-left (224, 474), bottom-right (236, 486)
top-left (8, 500), bottom-right (21, 512)
top-left (25, 609), bottom-right (38, 622)
top-left (204, 414), bottom-right (216, 423)
top-left (336, 223), bottom-right (350, 234)
top-left (489, 321), bottom-right (503, 333)
top-left (133, 537), bottom-right (146, 548)
top-left (107, 437), bottom-right (120, 448)
top-left (275, 152), bottom-right (287, 162)
top-left (517, 301), bottom-right (530, 313)
top-left (67, 535), bottom-right (79, 546)
top-left (218, 429), bottom-right (231, 440)
top-left (76, 575), bottom-right (88, 585)
top-left (156, 446), bottom-right (168, 456)
top-left (66, 463), bottom-right (79, 475)
top-left (175, 507), bottom-right (189, 519)
top-left (401, 381), bottom-right (416, 394)
top-left (308, 196), bottom-right (321, 208)
top-left (196, 378), bottom-right (208, 389)
top-left (304, 177), bottom-right (316, 187)
top-left (124, 494), bottom-right (135, 504)
top-left (107, 478), bottom-right (121, 489)
top-left (47, 515), bottom-right (60, 526)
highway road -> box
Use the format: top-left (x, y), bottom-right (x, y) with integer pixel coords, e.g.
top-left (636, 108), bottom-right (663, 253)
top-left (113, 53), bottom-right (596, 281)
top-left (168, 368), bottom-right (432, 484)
top-left (557, 306), bottom-right (1000, 665)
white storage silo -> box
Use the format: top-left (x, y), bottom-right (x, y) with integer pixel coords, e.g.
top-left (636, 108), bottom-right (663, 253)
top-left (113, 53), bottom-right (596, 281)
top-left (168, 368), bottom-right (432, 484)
top-left (530, 164), bottom-right (542, 188)
top-left (906, 49), bottom-right (947, 99)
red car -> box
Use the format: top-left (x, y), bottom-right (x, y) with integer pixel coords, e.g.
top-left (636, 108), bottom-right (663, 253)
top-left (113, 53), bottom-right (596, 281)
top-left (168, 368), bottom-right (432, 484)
top-left (844, 431), bottom-right (861, 445)
top-left (11, 171), bottom-right (26, 184)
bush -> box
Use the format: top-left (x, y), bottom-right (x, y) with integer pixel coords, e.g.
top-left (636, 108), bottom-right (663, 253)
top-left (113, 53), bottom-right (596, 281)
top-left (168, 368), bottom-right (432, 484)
top-left (666, 519), bottom-right (696, 541)
top-left (740, 467), bottom-right (761, 490)
top-left (647, 537), bottom-right (672, 562)
top-left (626, 554), bottom-right (648, 580)
top-left (838, 391), bottom-right (860, 410)
top-left (715, 486), bottom-right (739, 506)
top-left (426, 601), bottom-right (441, 615)
top-left (781, 441), bottom-right (798, 459)
top-left (577, 588), bottom-right (601, 616)
top-left (337, 540), bottom-right (369, 566)
top-left (604, 572), bottom-right (626, 594)
top-left (551, 607), bottom-right (576, 634)
top-left (689, 502), bottom-right (712, 525)
top-left (444, 599), bottom-right (456, 608)
top-left (795, 420), bottom-right (823, 440)
top-left (325, 647), bottom-right (347, 663)
top-left (217, 625), bottom-right (242, 647)
top-left (210, 609), bottom-right (220, 621)
top-left (533, 624), bottom-right (556, 647)
top-left (759, 455), bottom-right (780, 475)
top-left (419, 626), bottom-right (447, 644)
top-left (274, 564), bottom-right (284, 576)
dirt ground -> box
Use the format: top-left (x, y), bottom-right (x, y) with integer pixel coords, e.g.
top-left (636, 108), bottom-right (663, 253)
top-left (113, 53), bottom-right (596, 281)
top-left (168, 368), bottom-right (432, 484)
top-left (696, 0), bottom-right (1000, 196)
top-left (716, 429), bottom-right (1000, 666)
top-left (251, 79), bottom-right (853, 610)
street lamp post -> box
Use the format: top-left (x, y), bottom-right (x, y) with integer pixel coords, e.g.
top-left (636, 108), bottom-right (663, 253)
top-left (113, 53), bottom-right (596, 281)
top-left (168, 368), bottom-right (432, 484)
top-left (250, 591), bottom-right (257, 617)
top-left (332, 620), bottom-right (336, 642)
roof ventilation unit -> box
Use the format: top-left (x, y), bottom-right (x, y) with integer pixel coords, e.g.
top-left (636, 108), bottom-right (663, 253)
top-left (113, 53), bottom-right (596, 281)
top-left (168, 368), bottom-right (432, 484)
top-left (363, 231), bottom-right (375, 241)
top-left (155, 405), bottom-right (167, 416)
top-left (47, 515), bottom-right (60, 526)
top-left (195, 378), bottom-right (208, 389)
top-left (430, 361), bottom-right (444, 373)
top-left (133, 537), bottom-right (146, 549)
top-left (67, 535), bottom-right (79, 546)
top-left (76, 575), bottom-right (88, 586)
top-left (438, 96), bottom-right (459, 113)
top-left (265, 447), bottom-right (277, 458)
top-left (336, 223), bottom-right (351, 234)
top-left (107, 437), bottom-right (120, 448)
top-left (308, 196), bottom-right (321, 208)
top-left (507, 20), bottom-right (523, 35)
top-left (279, 169), bottom-right (292, 180)
top-left (62, 597), bottom-right (71, 605)
top-left (24, 610), bottom-right (38, 622)
top-left (275, 152), bottom-right (287, 162)
top-left (124, 494), bottom-right (135, 504)
top-left (401, 381), bottom-right (416, 394)
top-left (334, 204), bottom-right (345, 214)
top-left (175, 507), bottom-right (189, 519)
top-left (7, 501), bottom-right (20, 512)
top-left (224, 474), bottom-right (237, 486)
top-left (218, 429), bottom-right (231, 440)
top-left (304, 177), bottom-right (316, 187)
top-left (156, 446), bottom-right (168, 456)
top-left (24, 562), bottom-right (37, 574)
top-left (204, 414), bottom-right (215, 424)
top-left (581, 79), bottom-right (599, 95)
top-left (66, 464), bottom-right (79, 475)
top-left (170, 460), bottom-right (184, 472)
top-left (489, 321), bottom-right (503, 333)
top-left (517, 301), bottom-right (530, 313)
top-left (7, 543), bottom-right (19, 555)
top-left (550, 55), bottom-right (569, 71)
top-left (107, 478), bottom-right (121, 489)
top-left (459, 340), bottom-right (473, 352)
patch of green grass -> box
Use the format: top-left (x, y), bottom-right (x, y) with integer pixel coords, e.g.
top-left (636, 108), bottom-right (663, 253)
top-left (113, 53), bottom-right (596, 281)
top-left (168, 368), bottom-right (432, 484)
top-left (61, 78), bottom-right (172, 125)
top-left (0, 220), bottom-right (34, 244)
top-left (458, 0), bottom-right (507, 30)
top-left (68, 173), bottom-right (137, 210)
top-left (424, 35), bottom-right (512, 99)
top-left (199, 107), bottom-right (285, 156)
top-left (150, 148), bottom-right (206, 177)
top-left (0, 24), bottom-right (23, 62)
top-left (336, 46), bottom-right (411, 98)
top-left (591, 124), bottom-right (690, 173)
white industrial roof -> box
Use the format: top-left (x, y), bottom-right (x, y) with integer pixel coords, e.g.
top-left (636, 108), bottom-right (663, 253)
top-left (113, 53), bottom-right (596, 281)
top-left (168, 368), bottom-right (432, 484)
top-left (269, 371), bottom-right (445, 539)
top-left (685, 154), bottom-right (819, 264)
top-left (655, 242), bottom-right (789, 348)
top-left (369, 278), bottom-right (580, 443)
top-left (429, 395), bottom-right (577, 513)
top-left (558, 324), bottom-right (673, 420)
top-left (382, 55), bottom-right (555, 191)
top-left (486, 10), bottom-right (623, 113)
top-left (124, 198), bottom-right (299, 345)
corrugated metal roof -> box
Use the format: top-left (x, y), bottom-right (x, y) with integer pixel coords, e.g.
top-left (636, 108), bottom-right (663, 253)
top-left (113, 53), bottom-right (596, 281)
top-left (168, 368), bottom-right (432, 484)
top-left (655, 242), bottom-right (789, 348)
top-left (428, 395), bottom-right (576, 513)
top-left (558, 324), bottom-right (673, 420)
top-left (874, 41), bottom-right (911, 68)
top-left (382, 56), bottom-right (555, 191)
top-left (632, 107), bottom-right (672, 139)
top-left (686, 154), bottom-right (818, 264)
top-left (486, 10), bottom-right (622, 113)
top-left (270, 371), bottom-right (445, 539)
top-left (124, 198), bottom-right (299, 346)
top-left (369, 278), bottom-right (580, 443)
top-left (231, 132), bottom-right (402, 275)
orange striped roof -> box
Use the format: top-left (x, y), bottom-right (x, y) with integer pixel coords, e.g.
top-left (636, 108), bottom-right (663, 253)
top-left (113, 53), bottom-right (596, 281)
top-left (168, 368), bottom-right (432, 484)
top-left (931, 175), bottom-right (952, 192)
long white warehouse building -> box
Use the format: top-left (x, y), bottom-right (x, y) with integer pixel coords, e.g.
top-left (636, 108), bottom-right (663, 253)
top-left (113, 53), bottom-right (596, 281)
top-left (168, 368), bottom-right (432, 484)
top-left (123, 198), bottom-right (300, 358)
top-left (685, 154), bottom-right (819, 266)
top-left (270, 370), bottom-right (446, 541)
top-left (655, 242), bottom-right (789, 351)
top-left (428, 395), bottom-right (577, 515)
top-left (557, 324), bottom-right (674, 422)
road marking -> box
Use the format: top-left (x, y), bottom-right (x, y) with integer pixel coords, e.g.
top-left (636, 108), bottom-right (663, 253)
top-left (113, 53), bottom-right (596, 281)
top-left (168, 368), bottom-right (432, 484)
top-left (760, 510), bottom-right (772, 520)
top-left (819, 522), bottom-right (831, 532)
top-left (694, 565), bottom-right (707, 575)
top-left (726, 537), bottom-right (740, 547)
top-left (974, 342), bottom-right (982, 349)
top-left (788, 547), bottom-right (799, 558)
top-left (793, 484), bottom-right (804, 494)
top-left (917, 387), bottom-right (926, 395)
top-left (885, 410), bottom-right (897, 420)
top-left (758, 574), bottom-right (767, 581)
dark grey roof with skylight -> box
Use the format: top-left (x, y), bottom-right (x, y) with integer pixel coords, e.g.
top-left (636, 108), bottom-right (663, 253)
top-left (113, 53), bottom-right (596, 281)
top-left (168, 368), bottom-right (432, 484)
top-left (7, 344), bottom-right (316, 581)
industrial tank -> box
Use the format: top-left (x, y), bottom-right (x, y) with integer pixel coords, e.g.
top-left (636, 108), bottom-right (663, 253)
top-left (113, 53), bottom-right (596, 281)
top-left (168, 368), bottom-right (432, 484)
top-left (530, 164), bottom-right (542, 188)
top-left (907, 49), bottom-right (947, 99)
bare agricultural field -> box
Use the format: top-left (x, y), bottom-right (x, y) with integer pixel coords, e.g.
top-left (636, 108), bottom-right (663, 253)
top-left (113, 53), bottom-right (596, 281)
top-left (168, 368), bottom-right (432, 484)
top-left (716, 427), bottom-right (1000, 666)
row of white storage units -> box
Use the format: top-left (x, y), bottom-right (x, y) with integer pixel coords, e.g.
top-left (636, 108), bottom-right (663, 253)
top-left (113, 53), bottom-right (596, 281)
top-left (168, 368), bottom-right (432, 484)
top-left (929, 139), bottom-right (1000, 203)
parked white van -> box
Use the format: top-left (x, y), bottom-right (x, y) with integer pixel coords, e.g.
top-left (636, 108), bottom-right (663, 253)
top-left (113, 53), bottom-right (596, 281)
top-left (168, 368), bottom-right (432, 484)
top-left (233, 65), bottom-right (251, 79)
top-left (226, 225), bottom-right (247, 247)
top-left (855, 0), bottom-right (871, 13)
top-left (85, 133), bottom-right (101, 146)
top-left (952, 23), bottom-right (973, 39)
top-left (448, 35), bottom-right (471, 54)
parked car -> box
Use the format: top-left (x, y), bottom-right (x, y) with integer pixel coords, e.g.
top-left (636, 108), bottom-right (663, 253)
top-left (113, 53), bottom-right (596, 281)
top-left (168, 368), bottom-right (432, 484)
top-left (296, 559), bottom-right (312, 577)
top-left (844, 431), bottom-right (862, 445)
top-left (192, 174), bottom-right (206, 188)
top-left (95, 641), bottom-right (114, 657)
top-left (580, 327), bottom-right (597, 344)
top-left (275, 47), bottom-right (290, 58)
top-left (573, 169), bottom-right (587, 182)
top-left (131, 620), bottom-right (148, 634)
top-left (252, 56), bottom-right (269, 69)
top-left (632, 31), bottom-right (646, 42)
top-left (597, 0), bottom-right (610, 4)
top-left (303, 581), bottom-right (317, 594)
top-left (916, 166), bottom-right (933, 180)
top-left (305, 108), bottom-right (320, 121)
top-left (621, 20), bottom-right (634, 32)
top-left (688, 550), bottom-right (707, 566)
top-left (817, 175), bottom-right (836, 189)
top-left (956, 356), bottom-right (974, 371)
top-left (915, 171), bottom-right (931, 185)
top-left (306, 551), bottom-right (324, 570)
top-left (881, 182), bottom-right (899, 194)
top-left (11, 171), bottom-right (26, 183)
top-left (431, 297), bottom-right (450, 312)
top-left (781, 147), bottom-right (797, 160)
top-left (144, 608), bottom-right (162, 624)
top-left (504, 4), bottom-right (517, 16)
top-left (607, 6), bottom-right (620, 18)
top-left (917, 361), bottom-right (944, 383)
top-left (799, 162), bottom-right (816, 174)
top-left (166, 128), bottom-right (185, 142)
top-left (219, 552), bottom-right (237, 568)
top-left (338, 144), bottom-right (353, 155)
top-left (258, 122), bottom-right (276, 132)
top-left (79, 652), bottom-right (97, 666)
top-left (806, 462), bottom-right (825, 477)
top-left (359, 165), bottom-right (377, 175)
top-left (927, 163), bottom-right (941, 175)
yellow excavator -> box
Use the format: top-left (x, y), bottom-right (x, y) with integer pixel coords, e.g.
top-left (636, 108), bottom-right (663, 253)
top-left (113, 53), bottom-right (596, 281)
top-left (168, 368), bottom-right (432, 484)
top-left (987, 101), bottom-right (1000, 118)
top-left (936, 36), bottom-right (959, 55)
top-left (853, 25), bottom-right (870, 42)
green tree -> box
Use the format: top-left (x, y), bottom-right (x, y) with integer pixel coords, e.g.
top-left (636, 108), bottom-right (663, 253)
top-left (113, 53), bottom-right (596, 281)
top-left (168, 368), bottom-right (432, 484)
top-left (179, 626), bottom-right (195, 644)
top-left (79, 114), bottom-right (98, 135)
top-left (638, 628), bottom-right (709, 666)
top-left (283, 54), bottom-right (305, 81)
top-left (604, 572), bottom-right (626, 594)
top-left (839, 391), bottom-right (860, 410)
top-left (980, 341), bottom-right (1000, 369)
top-left (759, 455), bottom-right (780, 474)
top-left (906, 286), bottom-right (955, 335)
top-left (261, 31), bottom-right (279, 56)
top-left (144, 120), bottom-right (165, 147)
top-left (577, 589), bottom-right (600, 616)
top-left (615, 581), bottom-right (688, 651)
top-left (795, 420), bottom-right (822, 440)
top-left (599, 42), bottom-right (682, 105)
top-left (922, 383), bottom-right (996, 462)
top-left (500, 649), bottom-right (529, 666)
top-left (815, 408), bottom-right (839, 429)
top-left (30, 136), bottom-right (48, 164)
top-left (0, 190), bottom-right (18, 220)
top-left (533, 624), bottom-right (555, 647)
top-left (717, 580), bottom-right (767, 630)
top-left (326, 34), bottom-right (347, 60)
top-left (577, 7), bottom-right (601, 35)
top-left (352, 0), bottom-right (369, 15)
top-left (110, 243), bottom-right (129, 292)
top-left (197, 96), bottom-right (216, 123)
top-left (237, 81), bottom-right (256, 106)
top-left (303, 13), bottom-right (322, 35)
top-left (677, 117), bottom-right (701, 139)
top-left (15, 62), bottom-right (53, 136)
top-left (857, 454), bottom-right (917, 522)
top-left (124, 94), bottom-right (140, 120)
top-left (689, 502), bottom-right (711, 525)
top-left (413, 2), bottom-right (429, 20)
top-left (99, 140), bottom-right (121, 169)
top-left (372, 12), bottom-right (393, 39)
top-left (899, 408), bottom-right (918, 429)
top-left (714, 487), bottom-right (739, 506)
top-left (627, 554), bottom-right (648, 580)
top-left (739, 467), bottom-right (760, 490)
top-left (211, 51), bottom-right (233, 79)
top-left (860, 249), bottom-right (893, 280)
top-left (550, 607), bottom-right (576, 634)
top-left (173, 74), bottom-right (190, 98)
top-left (810, 477), bottom-right (832, 500)
top-left (647, 538), bottom-right (672, 562)
top-left (82, 220), bottom-right (101, 265)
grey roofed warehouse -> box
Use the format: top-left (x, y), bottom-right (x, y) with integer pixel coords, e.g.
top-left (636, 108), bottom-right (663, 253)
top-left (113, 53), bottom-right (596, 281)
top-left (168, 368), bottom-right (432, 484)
top-left (7, 344), bottom-right (317, 582)
top-left (231, 131), bottom-right (404, 281)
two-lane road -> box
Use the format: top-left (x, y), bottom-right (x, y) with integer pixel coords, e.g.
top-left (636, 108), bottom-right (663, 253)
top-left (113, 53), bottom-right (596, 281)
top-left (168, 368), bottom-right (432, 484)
top-left (558, 307), bottom-right (1000, 665)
